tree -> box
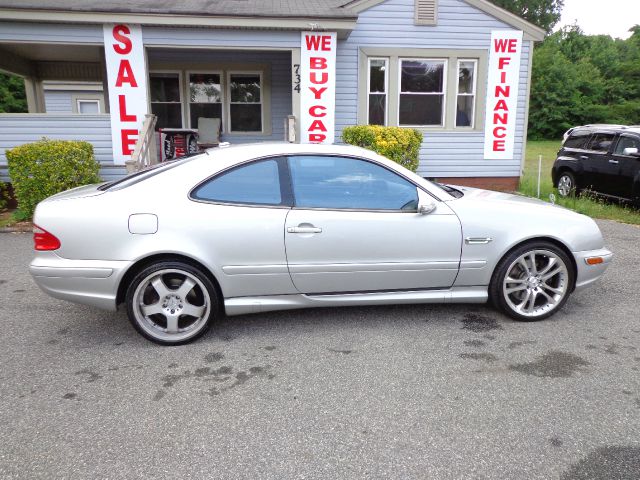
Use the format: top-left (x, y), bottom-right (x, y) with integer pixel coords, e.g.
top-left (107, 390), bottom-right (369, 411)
top-left (489, 0), bottom-right (564, 33)
top-left (527, 26), bottom-right (640, 139)
top-left (0, 73), bottom-right (27, 113)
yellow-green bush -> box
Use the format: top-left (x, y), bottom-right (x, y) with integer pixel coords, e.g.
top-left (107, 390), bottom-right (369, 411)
top-left (342, 125), bottom-right (423, 172)
top-left (6, 138), bottom-right (101, 218)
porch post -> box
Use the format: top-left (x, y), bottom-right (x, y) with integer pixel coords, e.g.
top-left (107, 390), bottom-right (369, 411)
top-left (291, 47), bottom-right (301, 143)
top-left (99, 49), bottom-right (110, 114)
top-left (24, 77), bottom-right (45, 113)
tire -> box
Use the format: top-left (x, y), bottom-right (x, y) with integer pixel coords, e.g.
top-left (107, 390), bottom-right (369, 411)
top-left (125, 261), bottom-right (218, 345)
top-left (490, 241), bottom-right (574, 322)
top-left (556, 171), bottom-right (578, 198)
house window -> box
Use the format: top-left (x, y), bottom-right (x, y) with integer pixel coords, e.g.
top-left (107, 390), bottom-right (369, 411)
top-left (150, 72), bottom-right (182, 129)
top-left (399, 59), bottom-right (446, 126)
top-left (188, 72), bottom-right (222, 129)
top-left (368, 58), bottom-right (388, 126)
top-left (228, 72), bottom-right (262, 133)
top-left (456, 60), bottom-right (477, 128)
top-left (77, 99), bottom-right (100, 114)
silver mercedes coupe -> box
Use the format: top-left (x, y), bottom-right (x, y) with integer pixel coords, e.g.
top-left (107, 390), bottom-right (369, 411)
top-left (30, 143), bottom-right (612, 345)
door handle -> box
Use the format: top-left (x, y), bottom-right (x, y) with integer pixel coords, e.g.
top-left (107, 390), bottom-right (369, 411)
top-left (608, 159), bottom-right (619, 164)
top-left (287, 226), bottom-right (322, 234)
top-left (579, 155), bottom-right (589, 160)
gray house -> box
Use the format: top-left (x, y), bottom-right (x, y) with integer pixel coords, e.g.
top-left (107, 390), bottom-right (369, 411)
top-left (0, 0), bottom-right (544, 189)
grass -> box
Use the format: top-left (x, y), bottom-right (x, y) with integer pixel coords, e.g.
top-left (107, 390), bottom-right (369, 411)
top-left (521, 140), bottom-right (640, 225)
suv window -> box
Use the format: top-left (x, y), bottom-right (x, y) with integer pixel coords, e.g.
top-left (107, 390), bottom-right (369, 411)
top-left (192, 158), bottom-right (285, 206)
top-left (563, 129), bottom-right (591, 149)
top-left (586, 133), bottom-right (615, 152)
top-left (614, 135), bottom-right (640, 155)
top-left (288, 155), bottom-right (418, 210)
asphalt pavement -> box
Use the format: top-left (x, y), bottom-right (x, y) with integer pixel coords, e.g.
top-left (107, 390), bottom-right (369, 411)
top-left (0, 220), bottom-right (639, 479)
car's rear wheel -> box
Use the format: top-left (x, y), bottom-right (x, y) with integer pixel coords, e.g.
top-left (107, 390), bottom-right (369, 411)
top-left (490, 242), bottom-right (574, 321)
top-left (557, 171), bottom-right (578, 197)
top-left (125, 261), bottom-right (217, 345)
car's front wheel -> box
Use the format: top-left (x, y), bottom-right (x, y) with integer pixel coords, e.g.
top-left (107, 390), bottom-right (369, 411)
top-left (557, 171), bottom-right (578, 197)
top-left (490, 242), bottom-right (574, 321)
top-left (125, 261), bottom-right (218, 345)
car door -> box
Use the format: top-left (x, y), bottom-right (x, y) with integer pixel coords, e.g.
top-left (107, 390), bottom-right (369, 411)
top-left (189, 156), bottom-right (297, 297)
top-left (611, 134), bottom-right (640, 200)
top-left (582, 132), bottom-right (617, 195)
top-left (284, 155), bottom-right (462, 294)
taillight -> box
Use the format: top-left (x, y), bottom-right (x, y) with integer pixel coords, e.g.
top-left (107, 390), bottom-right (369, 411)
top-left (33, 224), bottom-right (61, 251)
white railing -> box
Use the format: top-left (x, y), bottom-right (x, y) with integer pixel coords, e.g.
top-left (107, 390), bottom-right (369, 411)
top-left (126, 114), bottom-right (158, 173)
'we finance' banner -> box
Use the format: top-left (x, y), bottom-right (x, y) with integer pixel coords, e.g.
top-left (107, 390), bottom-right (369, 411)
top-left (300, 32), bottom-right (337, 144)
top-left (103, 24), bottom-right (148, 165)
top-left (484, 30), bottom-right (523, 160)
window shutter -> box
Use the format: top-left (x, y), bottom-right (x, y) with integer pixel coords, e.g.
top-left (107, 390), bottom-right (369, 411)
top-left (415, 0), bottom-right (438, 25)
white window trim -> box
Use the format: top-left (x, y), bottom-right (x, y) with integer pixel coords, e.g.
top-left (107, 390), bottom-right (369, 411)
top-left (367, 57), bottom-right (389, 126)
top-left (75, 98), bottom-right (101, 114)
top-left (186, 70), bottom-right (224, 130)
top-left (226, 71), bottom-right (264, 134)
top-left (149, 70), bottom-right (185, 128)
top-left (455, 59), bottom-right (478, 129)
top-left (397, 58), bottom-right (448, 128)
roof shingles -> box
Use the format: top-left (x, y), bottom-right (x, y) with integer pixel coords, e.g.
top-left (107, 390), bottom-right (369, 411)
top-left (0, 0), bottom-right (357, 19)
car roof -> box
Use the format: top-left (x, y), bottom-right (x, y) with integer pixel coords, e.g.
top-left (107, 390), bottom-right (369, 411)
top-left (204, 141), bottom-right (377, 158)
top-left (176, 142), bottom-right (455, 202)
top-left (571, 125), bottom-right (640, 135)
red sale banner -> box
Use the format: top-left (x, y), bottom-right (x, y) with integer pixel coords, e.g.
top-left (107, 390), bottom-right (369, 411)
top-left (103, 24), bottom-right (149, 164)
top-left (484, 30), bottom-right (523, 160)
top-left (300, 32), bottom-right (337, 144)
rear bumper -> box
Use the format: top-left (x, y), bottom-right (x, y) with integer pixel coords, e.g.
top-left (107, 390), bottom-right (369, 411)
top-left (573, 248), bottom-right (613, 292)
top-left (30, 252), bottom-right (131, 311)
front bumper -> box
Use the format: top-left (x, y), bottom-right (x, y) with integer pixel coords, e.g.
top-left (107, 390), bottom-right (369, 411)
top-left (573, 248), bottom-right (613, 292)
top-left (30, 252), bottom-right (131, 311)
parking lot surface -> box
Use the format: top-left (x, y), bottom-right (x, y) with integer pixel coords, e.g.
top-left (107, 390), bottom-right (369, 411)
top-left (0, 220), bottom-right (639, 479)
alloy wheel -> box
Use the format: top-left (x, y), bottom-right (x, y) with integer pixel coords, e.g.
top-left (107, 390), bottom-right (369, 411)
top-left (502, 249), bottom-right (569, 318)
top-left (131, 268), bottom-right (211, 343)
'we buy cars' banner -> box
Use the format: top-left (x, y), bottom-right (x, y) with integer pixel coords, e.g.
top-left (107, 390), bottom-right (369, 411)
top-left (484, 30), bottom-right (523, 160)
top-left (103, 24), bottom-right (148, 165)
top-left (300, 32), bottom-right (337, 144)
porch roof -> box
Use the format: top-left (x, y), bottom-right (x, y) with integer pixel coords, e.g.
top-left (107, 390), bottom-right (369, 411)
top-left (0, 0), bottom-right (357, 19)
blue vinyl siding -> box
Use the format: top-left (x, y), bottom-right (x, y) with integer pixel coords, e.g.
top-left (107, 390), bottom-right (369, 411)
top-left (0, 114), bottom-right (113, 182)
top-left (44, 91), bottom-right (73, 113)
top-left (335, 0), bottom-right (531, 178)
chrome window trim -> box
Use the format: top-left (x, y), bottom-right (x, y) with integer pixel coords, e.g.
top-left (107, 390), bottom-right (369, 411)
top-left (187, 152), bottom-right (446, 210)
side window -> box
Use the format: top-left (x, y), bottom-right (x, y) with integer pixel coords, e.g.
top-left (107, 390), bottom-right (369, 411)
top-left (614, 135), bottom-right (640, 155)
top-left (563, 130), bottom-right (591, 149)
top-left (586, 133), bottom-right (615, 152)
top-left (192, 158), bottom-right (284, 206)
top-left (288, 155), bottom-right (419, 211)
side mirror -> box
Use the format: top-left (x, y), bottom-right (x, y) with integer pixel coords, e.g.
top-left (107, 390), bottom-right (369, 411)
top-left (623, 147), bottom-right (639, 157)
top-left (418, 201), bottom-right (437, 215)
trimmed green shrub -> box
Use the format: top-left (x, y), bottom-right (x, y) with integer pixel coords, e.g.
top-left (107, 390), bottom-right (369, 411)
top-left (342, 125), bottom-right (423, 172)
top-left (6, 138), bottom-right (101, 218)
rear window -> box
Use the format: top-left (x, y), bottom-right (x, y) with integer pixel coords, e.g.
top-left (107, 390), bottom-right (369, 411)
top-left (98, 155), bottom-right (200, 191)
top-left (563, 129), bottom-right (591, 149)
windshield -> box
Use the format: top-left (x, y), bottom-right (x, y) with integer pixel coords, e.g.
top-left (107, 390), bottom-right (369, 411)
top-left (98, 154), bottom-right (202, 191)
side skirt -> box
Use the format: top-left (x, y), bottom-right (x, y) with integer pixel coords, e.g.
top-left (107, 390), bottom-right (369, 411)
top-left (224, 286), bottom-right (488, 316)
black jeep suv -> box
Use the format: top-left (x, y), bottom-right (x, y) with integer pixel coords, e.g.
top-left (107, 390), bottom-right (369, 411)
top-left (552, 125), bottom-right (640, 205)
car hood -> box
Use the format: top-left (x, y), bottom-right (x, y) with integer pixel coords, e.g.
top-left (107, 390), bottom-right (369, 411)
top-left (447, 185), bottom-right (559, 208)
top-left (444, 186), bottom-right (605, 252)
